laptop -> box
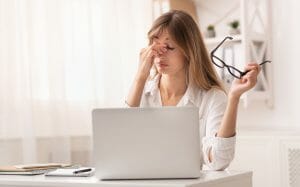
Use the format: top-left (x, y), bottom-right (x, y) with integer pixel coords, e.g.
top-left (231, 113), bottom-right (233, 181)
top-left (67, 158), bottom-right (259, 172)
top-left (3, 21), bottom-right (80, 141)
top-left (92, 107), bottom-right (201, 180)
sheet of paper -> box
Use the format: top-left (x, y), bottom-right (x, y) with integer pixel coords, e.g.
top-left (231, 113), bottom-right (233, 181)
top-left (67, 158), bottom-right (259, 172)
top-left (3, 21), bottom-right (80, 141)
top-left (45, 167), bottom-right (95, 177)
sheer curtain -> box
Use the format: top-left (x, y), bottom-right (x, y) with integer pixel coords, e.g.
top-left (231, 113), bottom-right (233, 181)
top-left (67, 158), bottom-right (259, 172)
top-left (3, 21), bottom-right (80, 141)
top-left (0, 0), bottom-right (153, 165)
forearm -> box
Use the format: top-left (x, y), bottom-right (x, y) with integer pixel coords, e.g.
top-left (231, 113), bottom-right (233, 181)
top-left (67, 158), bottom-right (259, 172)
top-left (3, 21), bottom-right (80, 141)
top-left (217, 95), bottom-right (240, 137)
top-left (126, 76), bottom-right (147, 107)
top-left (207, 63), bottom-right (260, 165)
top-left (208, 95), bottom-right (239, 163)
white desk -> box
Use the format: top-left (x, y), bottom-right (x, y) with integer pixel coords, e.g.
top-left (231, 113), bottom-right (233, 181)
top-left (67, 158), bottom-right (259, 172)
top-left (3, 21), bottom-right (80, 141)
top-left (0, 170), bottom-right (252, 187)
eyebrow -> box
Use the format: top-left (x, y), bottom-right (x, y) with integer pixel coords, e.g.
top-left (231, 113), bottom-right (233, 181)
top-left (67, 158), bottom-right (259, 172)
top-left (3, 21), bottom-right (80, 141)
top-left (154, 36), bottom-right (172, 45)
top-left (154, 37), bottom-right (169, 41)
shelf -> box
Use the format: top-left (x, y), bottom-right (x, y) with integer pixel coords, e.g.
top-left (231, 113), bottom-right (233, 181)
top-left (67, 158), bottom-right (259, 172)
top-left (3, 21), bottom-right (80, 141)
top-left (204, 33), bottom-right (266, 47)
top-left (204, 34), bottom-right (243, 47)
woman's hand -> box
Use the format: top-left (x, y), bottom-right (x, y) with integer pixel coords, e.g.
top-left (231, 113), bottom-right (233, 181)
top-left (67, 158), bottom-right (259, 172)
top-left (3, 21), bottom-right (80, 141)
top-left (229, 63), bottom-right (261, 99)
top-left (126, 42), bottom-right (167, 107)
top-left (136, 42), bottom-right (167, 80)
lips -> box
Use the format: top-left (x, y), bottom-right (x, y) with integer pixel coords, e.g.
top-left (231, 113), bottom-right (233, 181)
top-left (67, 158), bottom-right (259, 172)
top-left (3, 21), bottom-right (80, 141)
top-left (157, 63), bottom-right (168, 67)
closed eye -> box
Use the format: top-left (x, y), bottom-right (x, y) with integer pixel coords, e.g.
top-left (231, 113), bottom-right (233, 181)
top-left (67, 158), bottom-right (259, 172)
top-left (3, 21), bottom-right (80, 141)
top-left (166, 46), bottom-right (175, 50)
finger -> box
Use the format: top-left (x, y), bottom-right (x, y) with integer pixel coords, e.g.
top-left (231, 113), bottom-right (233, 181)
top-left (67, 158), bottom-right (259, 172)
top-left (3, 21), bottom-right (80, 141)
top-left (147, 42), bottom-right (159, 52)
top-left (239, 77), bottom-right (252, 89)
top-left (248, 67), bottom-right (260, 75)
top-left (147, 44), bottom-right (160, 55)
top-left (241, 76), bottom-right (248, 84)
top-left (161, 46), bottom-right (168, 54)
top-left (150, 49), bottom-right (159, 57)
top-left (160, 46), bottom-right (167, 53)
top-left (148, 43), bottom-right (160, 55)
top-left (157, 47), bottom-right (164, 55)
top-left (143, 44), bottom-right (154, 56)
top-left (153, 44), bottom-right (166, 54)
top-left (243, 72), bottom-right (257, 86)
top-left (244, 67), bottom-right (257, 76)
top-left (244, 65), bottom-right (259, 74)
top-left (246, 71), bottom-right (257, 82)
top-left (143, 47), bottom-right (158, 59)
top-left (246, 63), bottom-right (260, 71)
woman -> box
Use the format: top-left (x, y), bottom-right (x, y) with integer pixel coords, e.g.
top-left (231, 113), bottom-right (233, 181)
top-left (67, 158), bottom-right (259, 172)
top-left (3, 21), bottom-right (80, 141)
top-left (126, 10), bottom-right (260, 170)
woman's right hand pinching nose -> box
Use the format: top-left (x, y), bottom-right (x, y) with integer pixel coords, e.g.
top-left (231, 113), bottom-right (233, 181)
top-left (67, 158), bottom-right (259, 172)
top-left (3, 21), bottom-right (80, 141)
top-left (136, 42), bottom-right (167, 81)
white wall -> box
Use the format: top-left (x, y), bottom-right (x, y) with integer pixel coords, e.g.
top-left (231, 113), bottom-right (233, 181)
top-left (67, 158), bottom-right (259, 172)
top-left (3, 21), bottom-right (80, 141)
top-left (237, 0), bottom-right (300, 131)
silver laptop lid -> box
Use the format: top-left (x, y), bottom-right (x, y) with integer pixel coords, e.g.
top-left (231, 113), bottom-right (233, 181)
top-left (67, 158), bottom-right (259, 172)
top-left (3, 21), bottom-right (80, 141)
top-left (92, 107), bottom-right (201, 180)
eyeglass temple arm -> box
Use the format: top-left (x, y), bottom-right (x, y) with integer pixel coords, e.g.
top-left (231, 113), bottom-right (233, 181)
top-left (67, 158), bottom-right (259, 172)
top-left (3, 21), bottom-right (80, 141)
top-left (241, 61), bottom-right (272, 76)
top-left (211, 36), bottom-right (233, 54)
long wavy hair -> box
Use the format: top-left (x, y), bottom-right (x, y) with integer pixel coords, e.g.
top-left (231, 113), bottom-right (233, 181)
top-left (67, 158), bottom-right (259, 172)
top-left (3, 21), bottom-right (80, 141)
top-left (148, 10), bottom-right (224, 91)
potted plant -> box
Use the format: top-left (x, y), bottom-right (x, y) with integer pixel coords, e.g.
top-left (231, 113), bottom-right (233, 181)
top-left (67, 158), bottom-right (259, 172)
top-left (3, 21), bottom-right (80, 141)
top-left (206, 24), bottom-right (216, 38)
top-left (228, 20), bottom-right (240, 35)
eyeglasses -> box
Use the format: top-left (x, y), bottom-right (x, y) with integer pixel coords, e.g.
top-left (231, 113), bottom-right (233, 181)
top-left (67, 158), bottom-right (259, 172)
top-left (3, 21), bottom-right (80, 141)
top-left (210, 36), bottom-right (271, 79)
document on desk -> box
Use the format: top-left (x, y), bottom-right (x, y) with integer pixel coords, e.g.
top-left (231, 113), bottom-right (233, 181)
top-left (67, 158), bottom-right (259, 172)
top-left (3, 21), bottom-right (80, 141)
top-left (14, 163), bottom-right (71, 169)
top-left (45, 167), bottom-right (95, 177)
top-left (0, 166), bottom-right (48, 175)
top-left (0, 163), bottom-right (73, 175)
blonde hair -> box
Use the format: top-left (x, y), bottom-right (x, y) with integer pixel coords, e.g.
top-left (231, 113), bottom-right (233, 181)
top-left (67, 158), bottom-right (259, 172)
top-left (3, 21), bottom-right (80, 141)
top-left (148, 10), bottom-right (224, 91)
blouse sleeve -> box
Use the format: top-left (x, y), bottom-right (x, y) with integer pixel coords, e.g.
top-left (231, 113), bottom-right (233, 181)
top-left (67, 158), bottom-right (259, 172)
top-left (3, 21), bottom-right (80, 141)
top-left (201, 90), bottom-right (236, 170)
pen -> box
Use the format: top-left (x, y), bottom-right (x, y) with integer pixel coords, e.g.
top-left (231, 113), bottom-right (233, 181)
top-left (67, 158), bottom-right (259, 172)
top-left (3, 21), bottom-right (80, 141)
top-left (73, 168), bottom-right (92, 174)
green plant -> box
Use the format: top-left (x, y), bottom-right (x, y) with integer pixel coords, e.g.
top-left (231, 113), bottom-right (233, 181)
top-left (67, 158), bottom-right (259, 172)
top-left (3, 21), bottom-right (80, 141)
top-left (228, 20), bottom-right (239, 29)
top-left (207, 24), bottom-right (215, 31)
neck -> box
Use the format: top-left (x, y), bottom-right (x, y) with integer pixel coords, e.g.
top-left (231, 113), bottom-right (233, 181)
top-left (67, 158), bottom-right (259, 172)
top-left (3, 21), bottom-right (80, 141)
top-left (159, 71), bottom-right (187, 98)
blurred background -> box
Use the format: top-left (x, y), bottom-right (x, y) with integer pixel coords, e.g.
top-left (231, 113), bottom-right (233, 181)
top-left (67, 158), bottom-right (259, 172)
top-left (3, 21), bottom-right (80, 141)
top-left (0, 0), bottom-right (299, 186)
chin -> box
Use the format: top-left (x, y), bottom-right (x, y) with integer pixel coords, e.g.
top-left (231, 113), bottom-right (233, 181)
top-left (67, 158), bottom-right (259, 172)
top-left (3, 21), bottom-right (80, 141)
top-left (157, 68), bottom-right (170, 74)
top-left (155, 64), bottom-right (170, 74)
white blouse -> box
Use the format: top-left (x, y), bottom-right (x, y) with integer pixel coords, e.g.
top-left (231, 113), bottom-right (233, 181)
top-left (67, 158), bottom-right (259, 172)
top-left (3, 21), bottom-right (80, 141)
top-left (128, 75), bottom-right (236, 171)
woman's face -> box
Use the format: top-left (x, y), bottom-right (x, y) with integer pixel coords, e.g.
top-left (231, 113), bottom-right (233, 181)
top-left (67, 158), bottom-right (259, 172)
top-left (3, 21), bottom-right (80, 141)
top-left (153, 30), bottom-right (186, 75)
